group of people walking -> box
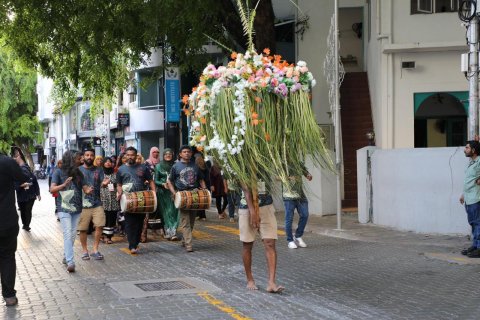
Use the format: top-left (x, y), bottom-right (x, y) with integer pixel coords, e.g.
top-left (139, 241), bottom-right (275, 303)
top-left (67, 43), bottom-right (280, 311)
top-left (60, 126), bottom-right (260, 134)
top-left (0, 143), bottom-right (315, 306)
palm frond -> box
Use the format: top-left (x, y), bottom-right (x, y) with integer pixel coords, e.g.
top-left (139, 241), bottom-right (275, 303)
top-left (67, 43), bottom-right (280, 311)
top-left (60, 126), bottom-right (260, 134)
top-left (203, 33), bottom-right (234, 53)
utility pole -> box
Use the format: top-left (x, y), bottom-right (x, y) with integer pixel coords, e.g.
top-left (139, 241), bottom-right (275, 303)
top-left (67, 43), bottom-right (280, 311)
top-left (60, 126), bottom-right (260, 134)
top-left (334, 0), bottom-right (342, 230)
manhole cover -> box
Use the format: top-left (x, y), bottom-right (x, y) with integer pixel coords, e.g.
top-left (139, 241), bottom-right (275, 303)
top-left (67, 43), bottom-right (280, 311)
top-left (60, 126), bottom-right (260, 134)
top-left (108, 277), bottom-right (221, 298)
top-left (135, 281), bottom-right (195, 291)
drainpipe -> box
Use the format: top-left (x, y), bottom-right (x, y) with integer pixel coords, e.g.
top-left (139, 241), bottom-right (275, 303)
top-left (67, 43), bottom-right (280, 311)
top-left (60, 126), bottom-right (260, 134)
top-left (469, 4), bottom-right (479, 139)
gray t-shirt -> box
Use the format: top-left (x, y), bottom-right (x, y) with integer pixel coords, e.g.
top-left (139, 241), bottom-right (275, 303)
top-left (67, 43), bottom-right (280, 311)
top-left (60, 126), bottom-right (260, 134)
top-left (117, 164), bottom-right (152, 193)
top-left (52, 170), bottom-right (83, 213)
top-left (79, 166), bottom-right (104, 208)
top-left (169, 161), bottom-right (203, 191)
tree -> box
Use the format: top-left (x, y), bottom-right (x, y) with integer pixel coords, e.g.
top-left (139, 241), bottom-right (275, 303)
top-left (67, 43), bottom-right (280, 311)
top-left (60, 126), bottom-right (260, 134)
top-left (0, 0), bottom-right (276, 109)
top-left (0, 43), bottom-right (40, 157)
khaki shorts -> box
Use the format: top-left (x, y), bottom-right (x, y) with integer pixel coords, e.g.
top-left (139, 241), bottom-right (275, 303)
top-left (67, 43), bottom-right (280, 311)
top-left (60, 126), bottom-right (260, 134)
top-left (78, 206), bottom-right (106, 230)
top-left (239, 204), bottom-right (278, 242)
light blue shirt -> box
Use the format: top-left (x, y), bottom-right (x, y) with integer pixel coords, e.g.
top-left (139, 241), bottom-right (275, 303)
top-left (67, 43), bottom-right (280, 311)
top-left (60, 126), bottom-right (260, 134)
top-left (464, 157), bottom-right (480, 205)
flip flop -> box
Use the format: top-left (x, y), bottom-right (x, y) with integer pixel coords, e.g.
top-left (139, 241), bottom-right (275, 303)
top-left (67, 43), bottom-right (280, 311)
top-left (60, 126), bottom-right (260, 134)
top-left (81, 252), bottom-right (90, 260)
top-left (267, 286), bottom-right (285, 294)
top-left (107, 240), bottom-right (113, 244)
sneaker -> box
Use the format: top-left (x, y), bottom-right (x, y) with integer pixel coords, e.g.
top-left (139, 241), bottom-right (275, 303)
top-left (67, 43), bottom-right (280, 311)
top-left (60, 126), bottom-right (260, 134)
top-left (66, 264), bottom-right (75, 273)
top-left (288, 241), bottom-right (298, 249)
top-left (461, 246), bottom-right (476, 256)
top-left (229, 217), bottom-right (235, 223)
top-left (294, 236), bottom-right (307, 248)
top-left (467, 249), bottom-right (480, 258)
top-left (4, 296), bottom-right (18, 306)
top-left (130, 248), bottom-right (138, 254)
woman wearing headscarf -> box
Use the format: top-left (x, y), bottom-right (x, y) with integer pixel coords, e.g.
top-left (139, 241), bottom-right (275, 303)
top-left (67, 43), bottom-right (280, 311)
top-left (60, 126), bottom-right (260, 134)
top-left (93, 155), bottom-right (103, 167)
top-left (140, 147), bottom-right (162, 242)
top-left (155, 148), bottom-right (179, 240)
top-left (145, 147), bottom-right (160, 175)
top-left (100, 157), bottom-right (120, 244)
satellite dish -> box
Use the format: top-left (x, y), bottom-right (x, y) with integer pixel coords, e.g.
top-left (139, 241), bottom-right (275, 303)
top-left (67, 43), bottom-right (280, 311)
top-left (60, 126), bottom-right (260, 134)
top-left (459, 0), bottom-right (476, 22)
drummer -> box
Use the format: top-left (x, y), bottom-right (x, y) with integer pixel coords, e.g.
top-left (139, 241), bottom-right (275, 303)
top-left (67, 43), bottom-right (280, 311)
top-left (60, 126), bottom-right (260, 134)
top-left (167, 145), bottom-right (206, 252)
top-left (116, 147), bottom-right (155, 254)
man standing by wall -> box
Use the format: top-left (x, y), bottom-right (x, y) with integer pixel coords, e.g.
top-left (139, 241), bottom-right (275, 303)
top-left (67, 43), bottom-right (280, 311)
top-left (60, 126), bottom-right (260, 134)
top-left (117, 147), bottom-right (155, 254)
top-left (78, 149), bottom-right (109, 261)
top-left (460, 140), bottom-right (480, 258)
top-left (0, 152), bottom-right (28, 306)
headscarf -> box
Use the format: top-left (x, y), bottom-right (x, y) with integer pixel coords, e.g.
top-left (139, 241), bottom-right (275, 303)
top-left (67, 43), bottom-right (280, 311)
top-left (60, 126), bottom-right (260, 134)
top-left (103, 157), bottom-right (114, 175)
top-left (158, 148), bottom-right (174, 172)
top-left (146, 147), bottom-right (160, 167)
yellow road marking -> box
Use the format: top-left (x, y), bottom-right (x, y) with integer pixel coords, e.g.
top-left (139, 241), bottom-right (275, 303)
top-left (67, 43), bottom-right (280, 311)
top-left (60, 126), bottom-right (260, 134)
top-left (205, 225), bottom-right (285, 236)
top-left (198, 292), bottom-right (252, 320)
top-left (192, 229), bottom-right (214, 239)
top-left (120, 248), bottom-right (136, 255)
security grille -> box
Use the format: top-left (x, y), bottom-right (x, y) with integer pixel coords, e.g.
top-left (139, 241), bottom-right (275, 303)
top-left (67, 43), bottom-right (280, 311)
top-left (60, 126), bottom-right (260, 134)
top-left (135, 281), bottom-right (195, 292)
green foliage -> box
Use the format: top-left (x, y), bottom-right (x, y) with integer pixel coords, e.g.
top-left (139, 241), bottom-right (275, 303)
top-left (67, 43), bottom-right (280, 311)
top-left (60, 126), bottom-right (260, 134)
top-left (0, 43), bottom-right (40, 153)
top-left (0, 0), bottom-right (252, 111)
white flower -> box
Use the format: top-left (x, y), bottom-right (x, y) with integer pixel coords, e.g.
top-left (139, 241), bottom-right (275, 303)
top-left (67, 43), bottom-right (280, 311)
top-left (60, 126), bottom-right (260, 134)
top-left (297, 60), bottom-right (307, 67)
top-left (311, 79), bottom-right (317, 87)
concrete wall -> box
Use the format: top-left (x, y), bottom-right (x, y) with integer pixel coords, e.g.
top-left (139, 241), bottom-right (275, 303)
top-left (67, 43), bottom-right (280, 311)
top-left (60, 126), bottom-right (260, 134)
top-left (366, 0), bottom-right (467, 149)
top-left (358, 146), bottom-right (470, 235)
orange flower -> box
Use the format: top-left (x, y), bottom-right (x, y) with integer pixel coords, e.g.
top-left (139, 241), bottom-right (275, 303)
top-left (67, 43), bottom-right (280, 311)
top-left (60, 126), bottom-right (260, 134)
top-left (182, 95), bottom-right (189, 105)
top-left (252, 119), bottom-right (259, 126)
top-left (251, 112), bottom-right (259, 119)
top-left (263, 48), bottom-right (270, 55)
top-left (196, 145), bottom-right (204, 152)
top-left (231, 52), bottom-right (238, 59)
top-left (200, 117), bottom-right (207, 124)
top-left (255, 96), bottom-right (262, 103)
top-left (183, 108), bottom-right (191, 116)
top-left (265, 132), bottom-right (271, 142)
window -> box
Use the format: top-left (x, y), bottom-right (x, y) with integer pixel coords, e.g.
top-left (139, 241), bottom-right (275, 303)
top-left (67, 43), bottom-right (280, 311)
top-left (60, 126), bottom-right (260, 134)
top-left (411, 0), bottom-right (459, 14)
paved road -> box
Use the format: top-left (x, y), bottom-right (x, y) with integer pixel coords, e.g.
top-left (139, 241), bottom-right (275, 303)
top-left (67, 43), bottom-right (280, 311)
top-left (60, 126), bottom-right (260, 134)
top-left (2, 179), bottom-right (480, 319)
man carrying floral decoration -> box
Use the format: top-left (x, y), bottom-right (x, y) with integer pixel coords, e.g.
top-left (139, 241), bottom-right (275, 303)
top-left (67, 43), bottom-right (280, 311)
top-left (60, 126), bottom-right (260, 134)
top-left (167, 145), bottom-right (206, 252)
top-left (239, 182), bottom-right (284, 293)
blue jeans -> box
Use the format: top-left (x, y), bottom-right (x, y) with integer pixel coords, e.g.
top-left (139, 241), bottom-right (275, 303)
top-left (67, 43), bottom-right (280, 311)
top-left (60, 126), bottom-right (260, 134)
top-left (227, 192), bottom-right (239, 218)
top-left (58, 211), bottom-right (81, 266)
top-left (284, 199), bottom-right (309, 242)
top-left (465, 201), bottom-right (480, 248)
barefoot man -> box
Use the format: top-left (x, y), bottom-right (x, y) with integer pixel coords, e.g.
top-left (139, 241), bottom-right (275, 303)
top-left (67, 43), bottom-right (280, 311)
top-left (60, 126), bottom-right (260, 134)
top-left (239, 182), bottom-right (284, 293)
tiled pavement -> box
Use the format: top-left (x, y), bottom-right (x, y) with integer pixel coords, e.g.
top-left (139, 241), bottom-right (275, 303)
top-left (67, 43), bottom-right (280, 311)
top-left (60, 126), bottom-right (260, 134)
top-left (2, 179), bottom-right (480, 319)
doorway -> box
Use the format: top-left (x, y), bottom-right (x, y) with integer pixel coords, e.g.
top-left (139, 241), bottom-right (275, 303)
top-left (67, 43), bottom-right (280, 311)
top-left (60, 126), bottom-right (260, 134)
top-left (414, 92), bottom-right (467, 148)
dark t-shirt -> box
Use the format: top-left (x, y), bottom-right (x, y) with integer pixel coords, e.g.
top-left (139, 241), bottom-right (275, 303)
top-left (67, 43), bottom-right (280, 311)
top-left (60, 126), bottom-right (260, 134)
top-left (169, 161), bottom-right (204, 191)
top-left (79, 165), bottom-right (104, 208)
top-left (117, 164), bottom-right (152, 193)
top-left (0, 155), bottom-right (28, 231)
top-left (51, 169), bottom-right (83, 213)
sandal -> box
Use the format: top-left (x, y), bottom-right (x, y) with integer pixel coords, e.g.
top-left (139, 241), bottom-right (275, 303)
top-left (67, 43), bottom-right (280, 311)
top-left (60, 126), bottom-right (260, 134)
top-left (90, 252), bottom-right (104, 260)
top-left (107, 239), bottom-right (113, 244)
top-left (81, 252), bottom-right (90, 260)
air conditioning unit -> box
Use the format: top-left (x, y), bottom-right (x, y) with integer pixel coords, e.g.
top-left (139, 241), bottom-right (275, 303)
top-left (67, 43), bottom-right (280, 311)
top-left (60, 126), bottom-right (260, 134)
top-left (401, 61), bottom-right (415, 69)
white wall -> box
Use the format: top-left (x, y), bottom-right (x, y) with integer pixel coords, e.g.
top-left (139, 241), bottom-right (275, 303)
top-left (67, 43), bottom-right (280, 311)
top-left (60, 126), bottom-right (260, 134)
top-left (358, 146), bottom-right (470, 235)
top-left (392, 1), bottom-right (464, 44)
top-left (392, 51), bottom-right (468, 148)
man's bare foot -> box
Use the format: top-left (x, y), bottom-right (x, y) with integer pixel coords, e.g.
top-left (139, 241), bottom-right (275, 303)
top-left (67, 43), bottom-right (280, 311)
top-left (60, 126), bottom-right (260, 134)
top-left (246, 280), bottom-right (258, 290)
top-left (266, 284), bottom-right (285, 294)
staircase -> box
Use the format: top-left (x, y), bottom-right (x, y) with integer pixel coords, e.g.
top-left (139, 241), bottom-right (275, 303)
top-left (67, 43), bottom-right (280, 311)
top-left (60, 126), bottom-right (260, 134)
top-left (340, 72), bottom-right (374, 208)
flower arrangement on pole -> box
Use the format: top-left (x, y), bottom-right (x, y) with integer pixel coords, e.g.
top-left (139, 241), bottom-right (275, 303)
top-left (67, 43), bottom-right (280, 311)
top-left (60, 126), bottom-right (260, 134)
top-left (184, 0), bottom-right (333, 220)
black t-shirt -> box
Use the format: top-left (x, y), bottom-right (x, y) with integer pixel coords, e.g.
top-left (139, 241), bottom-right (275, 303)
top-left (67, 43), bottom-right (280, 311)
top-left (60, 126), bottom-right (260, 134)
top-left (169, 161), bottom-right (204, 191)
top-left (117, 164), bottom-right (152, 193)
top-left (79, 165), bottom-right (104, 208)
top-left (0, 155), bottom-right (28, 231)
